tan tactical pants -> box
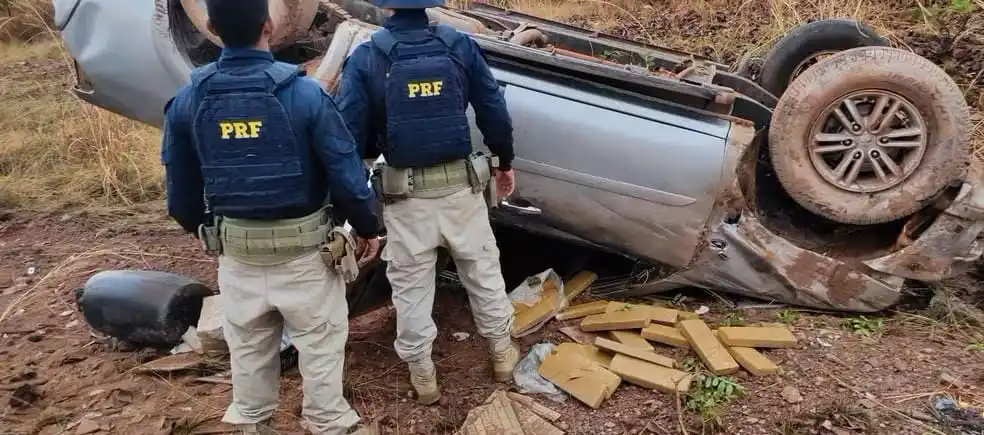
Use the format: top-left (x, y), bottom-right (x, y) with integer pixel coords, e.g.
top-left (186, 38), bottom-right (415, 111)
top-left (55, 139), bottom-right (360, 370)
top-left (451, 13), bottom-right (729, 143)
top-left (218, 250), bottom-right (359, 435)
top-left (382, 187), bottom-right (515, 362)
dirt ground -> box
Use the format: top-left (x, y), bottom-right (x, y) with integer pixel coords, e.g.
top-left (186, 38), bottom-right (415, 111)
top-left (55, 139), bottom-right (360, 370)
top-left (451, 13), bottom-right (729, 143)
top-left (2, 211), bottom-right (984, 435)
top-left (2, 0), bottom-right (984, 434)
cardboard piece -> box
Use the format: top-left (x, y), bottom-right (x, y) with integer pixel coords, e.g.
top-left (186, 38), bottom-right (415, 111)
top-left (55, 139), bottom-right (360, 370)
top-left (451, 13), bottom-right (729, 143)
top-left (537, 342), bottom-right (621, 409)
top-left (593, 337), bottom-right (675, 368)
top-left (608, 354), bottom-right (694, 394)
top-left (678, 319), bottom-right (739, 375)
top-left (717, 326), bottom-right (798, 348)
top-left (507, 392), bottom-right (562, 422)
top-left (197, 295), bottom-right (228, 355)
top-left (459, 390), bottom-right (524, 435)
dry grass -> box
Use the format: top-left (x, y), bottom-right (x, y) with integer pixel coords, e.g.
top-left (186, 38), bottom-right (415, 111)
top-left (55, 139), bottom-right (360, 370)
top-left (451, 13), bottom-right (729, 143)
top-left (0, 0), bottom-right (163, 210)
top-left (0, 0), bottom-right (981, 210)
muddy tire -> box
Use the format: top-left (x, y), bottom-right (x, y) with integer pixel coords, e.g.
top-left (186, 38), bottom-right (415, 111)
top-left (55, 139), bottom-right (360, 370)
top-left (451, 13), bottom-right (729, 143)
top-left (769, 46), bottom-right (971, 225)
top-left (758, 19), bottom-right (890, 97)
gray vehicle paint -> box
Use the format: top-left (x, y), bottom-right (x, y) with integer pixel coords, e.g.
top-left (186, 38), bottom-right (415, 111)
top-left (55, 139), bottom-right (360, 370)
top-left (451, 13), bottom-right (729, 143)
top-left (53, 0), bottom-right (984, 312)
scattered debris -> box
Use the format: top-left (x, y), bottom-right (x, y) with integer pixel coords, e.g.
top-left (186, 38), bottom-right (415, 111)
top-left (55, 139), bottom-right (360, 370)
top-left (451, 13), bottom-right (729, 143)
top-left (781, 386), bottom-right (804, 404)
top-left (513, 342), bottom-right (568, 403)
top-left (931, 395), bottom-right (984, 434)
top-left (131, 353), bottom-right (204, 374)
top-left (74, 418), bottom-right (102, 435)
top-left (695, 306), bottom-right (710, 315)
top-left (452, 332), bottom-right (470, 342)
top-left (458, 390), bottom-right (564, 434)
top-left (511, 269), bottom-right (566, 337)
top-left (532, 284), bottom-right (801, 411)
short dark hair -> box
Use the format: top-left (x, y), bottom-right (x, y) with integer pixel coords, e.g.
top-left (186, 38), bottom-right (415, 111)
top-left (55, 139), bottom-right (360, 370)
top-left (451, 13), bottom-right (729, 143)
top-left (205, 0), bottom-right (270, 48)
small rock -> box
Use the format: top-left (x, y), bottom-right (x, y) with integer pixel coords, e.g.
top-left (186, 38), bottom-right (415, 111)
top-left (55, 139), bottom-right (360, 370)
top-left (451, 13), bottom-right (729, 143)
top-left (940, 372), bottom-right (966, 388)
top-left (557, 422), bottom-right (569, 431)
top-left (9, 384), bottom-right (42, 408)
top-left (451, 332), bottom-right (470, 342)
top-left (746, 417), bottom-right (760, 424)
top-left (604, 421), bottom-right (616, 428)
top-left (75, 419), bottom-right (100, 435)
top-left (695, 306), bottom-right (710, 315)
top-left (781, 386), bottom-right (803, 404)
top-left (60, 311), bottom-right (73, 317)
top-left (27, 334), bottom-right (43, 343)
top-left (893, 360), bottom-right (907, 372)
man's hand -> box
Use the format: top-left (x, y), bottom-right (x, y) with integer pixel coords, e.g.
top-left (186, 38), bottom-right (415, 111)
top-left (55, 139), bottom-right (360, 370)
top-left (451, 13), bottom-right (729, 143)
top-left (495, 169), bottom-right (515, 198)
top-left (354, 236), bottom-right (381, 267)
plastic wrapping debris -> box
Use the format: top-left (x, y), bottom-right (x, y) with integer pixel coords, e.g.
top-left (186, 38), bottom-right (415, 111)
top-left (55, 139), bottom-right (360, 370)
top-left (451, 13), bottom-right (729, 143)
top-left (510, 269), bottom-right (566, 337)
top-left (75, 270), bottom-right (213, 348)
top-left (513, 342), bottom-right (568, 404)
top-left (932, 395), bottom-right (984, 434)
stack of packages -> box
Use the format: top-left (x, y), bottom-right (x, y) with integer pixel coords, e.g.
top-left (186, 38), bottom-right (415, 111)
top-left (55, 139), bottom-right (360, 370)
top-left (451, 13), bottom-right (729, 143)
top-left (516, 271), bottom-right (798, 409)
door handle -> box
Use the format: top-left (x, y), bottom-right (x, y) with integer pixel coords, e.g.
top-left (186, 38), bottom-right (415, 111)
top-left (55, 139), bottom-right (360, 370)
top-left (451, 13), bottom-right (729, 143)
top-left (500, 199), bottom-right (541, 215)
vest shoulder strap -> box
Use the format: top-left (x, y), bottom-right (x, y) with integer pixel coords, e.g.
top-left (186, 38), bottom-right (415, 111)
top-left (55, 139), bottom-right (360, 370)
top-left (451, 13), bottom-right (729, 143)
top-left (190, 63), bottom-right (219, 87)
top-left (370, 28), bottom-right (398, 58)
top-left (263, 62), bottom-right (302, 92)
top-left (432, 24), bottom-right (462, 48)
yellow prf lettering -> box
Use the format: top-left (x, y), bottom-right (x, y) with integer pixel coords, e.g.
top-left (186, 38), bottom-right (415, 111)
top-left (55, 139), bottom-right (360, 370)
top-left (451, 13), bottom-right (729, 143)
top-left (407, 81), bottom-right (444, 98)
top-left (248, 121), bottom-right (263, 138)
top-left (233, 123), bottom-right (249, 139)
top-left (219, 122), bottom-right (235, 139)
top-left (407, 83), bottom-right (421, 98)
top-left (218, 120), bottom-right (263, 139)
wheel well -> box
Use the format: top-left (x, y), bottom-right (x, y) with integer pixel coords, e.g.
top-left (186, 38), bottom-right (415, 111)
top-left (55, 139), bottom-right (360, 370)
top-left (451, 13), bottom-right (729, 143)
top-left (747, 130), bottom-right (959, 262)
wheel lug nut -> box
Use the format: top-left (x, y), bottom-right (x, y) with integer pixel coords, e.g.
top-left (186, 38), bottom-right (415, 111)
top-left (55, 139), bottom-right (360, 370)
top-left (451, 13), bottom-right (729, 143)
top-left (844, 140), bottom-right (853, 145)
top-left (871, 150), bottom-right (880, 158)
top-left (853, 151), bottom-right (863, 159)
top-left (852, 124), bottom-right (861, 131)
top-left (879, 137), bottom-right (888, 144)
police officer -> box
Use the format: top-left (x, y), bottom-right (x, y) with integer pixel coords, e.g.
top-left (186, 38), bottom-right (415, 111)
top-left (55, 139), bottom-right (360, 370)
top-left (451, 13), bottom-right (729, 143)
top-left (335, 0), bottom-right (519, 406)
top-left (161, 0), bottom-right (380, 433)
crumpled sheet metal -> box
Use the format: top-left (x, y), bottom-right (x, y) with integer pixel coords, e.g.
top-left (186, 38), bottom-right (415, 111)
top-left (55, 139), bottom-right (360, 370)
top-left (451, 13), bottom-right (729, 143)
top-left (863, 161), bottom-right (984, 281)
top-left (613, 123), bottom-right (903, 312)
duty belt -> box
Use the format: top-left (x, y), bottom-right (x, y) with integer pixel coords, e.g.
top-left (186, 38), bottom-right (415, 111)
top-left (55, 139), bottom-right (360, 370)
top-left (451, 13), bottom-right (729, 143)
top-left (199, 207), bottom-right (336, 258)
top-left (374, 152), bottom-right (497, 203)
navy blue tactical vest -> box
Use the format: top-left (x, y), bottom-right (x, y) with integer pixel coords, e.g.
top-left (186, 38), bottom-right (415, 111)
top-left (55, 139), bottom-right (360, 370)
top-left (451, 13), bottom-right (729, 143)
top-left (371, 24), bottom-right (472, 168)
top-left (189, 62), bottom-right (309, 216)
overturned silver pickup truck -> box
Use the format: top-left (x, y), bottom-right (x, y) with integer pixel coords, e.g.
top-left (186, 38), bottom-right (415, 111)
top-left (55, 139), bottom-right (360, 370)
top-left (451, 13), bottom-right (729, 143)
top-left (56, 0), bottom-right (981, 313)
